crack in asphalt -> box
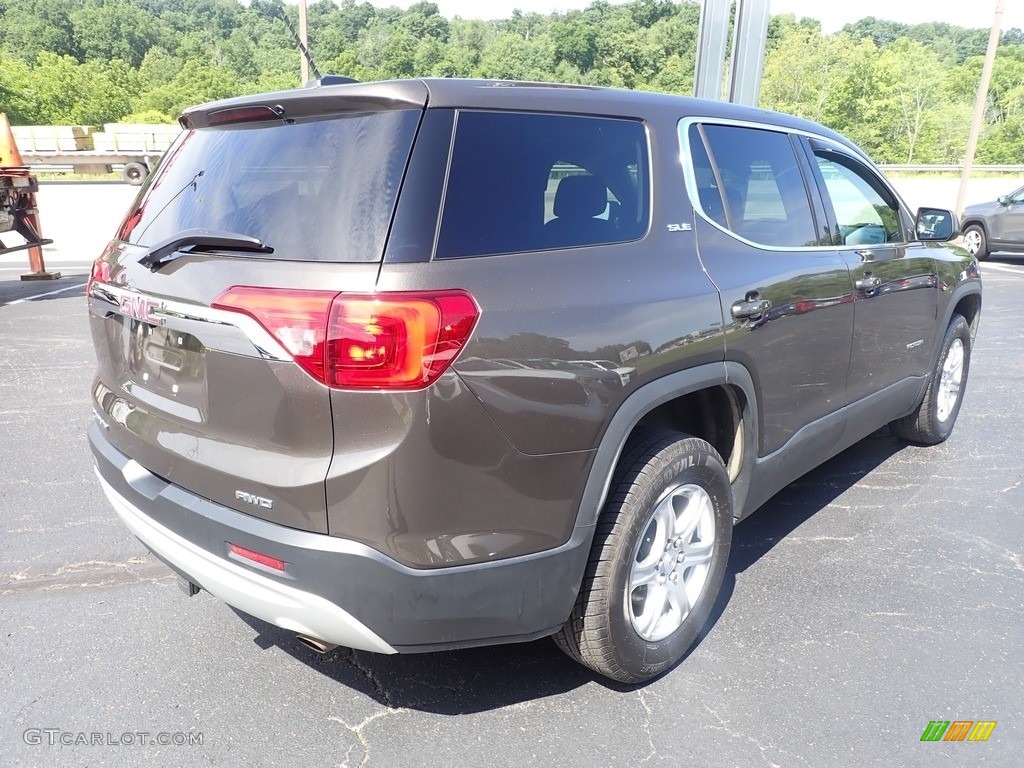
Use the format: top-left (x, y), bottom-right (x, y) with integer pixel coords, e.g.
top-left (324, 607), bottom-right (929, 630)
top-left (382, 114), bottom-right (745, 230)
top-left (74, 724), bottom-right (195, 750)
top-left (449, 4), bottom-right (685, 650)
top-left (703, 704), bottom-right (812, 768)
top-left (637, 689), bottom-right (657, 763)
top-left (344, 650), bottom-right (394, 707)
top-left (936, 527), bottom-right (1024, 574)
top-left (329, 707), bottom-right (409, 768)
top-left (1, 557), bottom-right (170, 594)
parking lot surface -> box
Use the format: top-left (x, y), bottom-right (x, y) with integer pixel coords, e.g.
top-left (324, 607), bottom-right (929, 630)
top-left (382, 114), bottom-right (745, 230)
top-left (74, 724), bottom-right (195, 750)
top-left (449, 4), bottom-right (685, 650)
top-left (0, 187), bottom-right (1021, 767)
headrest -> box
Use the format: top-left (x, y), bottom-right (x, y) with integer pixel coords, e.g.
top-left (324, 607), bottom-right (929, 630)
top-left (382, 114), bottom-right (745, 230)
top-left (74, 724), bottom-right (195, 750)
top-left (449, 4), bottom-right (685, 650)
top-left (553, 175), bottom-right (607, 219)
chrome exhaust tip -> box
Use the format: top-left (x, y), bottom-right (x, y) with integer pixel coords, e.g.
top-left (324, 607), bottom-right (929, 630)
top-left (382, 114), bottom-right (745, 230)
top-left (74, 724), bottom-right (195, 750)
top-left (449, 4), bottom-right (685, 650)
top-left (296, 634), bottom-right (338, 654)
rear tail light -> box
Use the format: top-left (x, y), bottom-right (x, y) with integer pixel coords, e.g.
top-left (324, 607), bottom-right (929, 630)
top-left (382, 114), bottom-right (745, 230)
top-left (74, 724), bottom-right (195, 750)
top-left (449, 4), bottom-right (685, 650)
top-left (212, 287), bottom-right (479, 390)
top-left (86, 257), bottom-right (110, 297)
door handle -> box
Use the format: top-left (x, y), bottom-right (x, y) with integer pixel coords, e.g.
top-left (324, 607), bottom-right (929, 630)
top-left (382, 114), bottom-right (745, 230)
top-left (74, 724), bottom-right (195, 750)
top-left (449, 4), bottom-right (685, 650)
top-left (855, 274), bottom-right (882, 291)
top-left (731, 295), bottom-right (772, 319)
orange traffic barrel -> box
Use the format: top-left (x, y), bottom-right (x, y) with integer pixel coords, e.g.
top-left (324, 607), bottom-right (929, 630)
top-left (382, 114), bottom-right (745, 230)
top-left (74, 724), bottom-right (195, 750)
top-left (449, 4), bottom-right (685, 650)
top-left (0, 113), bottom-right (26, 167)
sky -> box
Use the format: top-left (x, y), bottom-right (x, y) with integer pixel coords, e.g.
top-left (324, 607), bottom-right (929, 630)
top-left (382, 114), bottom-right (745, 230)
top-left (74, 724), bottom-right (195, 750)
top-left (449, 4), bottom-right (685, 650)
top-left (384, 0), bottom-right (1024, 31)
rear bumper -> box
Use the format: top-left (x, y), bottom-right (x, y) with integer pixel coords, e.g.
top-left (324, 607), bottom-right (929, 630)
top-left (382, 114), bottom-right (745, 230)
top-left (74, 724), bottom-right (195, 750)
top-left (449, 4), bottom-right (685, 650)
top-left (89, 422), bottom-right (591, 653)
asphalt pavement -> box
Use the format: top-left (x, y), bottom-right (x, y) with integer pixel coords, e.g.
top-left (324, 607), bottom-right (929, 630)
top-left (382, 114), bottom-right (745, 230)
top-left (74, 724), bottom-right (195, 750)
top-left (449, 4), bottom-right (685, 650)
top-left (0, 188), bottom-right (1021, 767)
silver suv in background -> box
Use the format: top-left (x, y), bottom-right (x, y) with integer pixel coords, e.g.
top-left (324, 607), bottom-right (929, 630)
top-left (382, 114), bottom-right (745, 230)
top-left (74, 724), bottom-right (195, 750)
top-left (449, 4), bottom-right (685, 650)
top-left (87, 78), bottom-right (980, 684)
top-left (961, 184), bottom-right (1024, 260)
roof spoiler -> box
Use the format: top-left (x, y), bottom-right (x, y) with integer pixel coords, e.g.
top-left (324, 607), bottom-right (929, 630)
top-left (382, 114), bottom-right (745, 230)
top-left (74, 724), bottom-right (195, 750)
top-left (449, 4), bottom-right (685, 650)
top-left (304, 75), bottom-right (360, 88)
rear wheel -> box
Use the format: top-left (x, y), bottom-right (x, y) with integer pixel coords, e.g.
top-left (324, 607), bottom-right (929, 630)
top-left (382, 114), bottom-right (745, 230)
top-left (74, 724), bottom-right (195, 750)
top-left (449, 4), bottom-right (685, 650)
top-left (962, 224), bottom-right (988, 260)
top-left (122, 162), bottom-right (148, 186)
top-left (891, 314), bottom-right (971, 445)
top-left (554, 430), bottom-right (732, 683)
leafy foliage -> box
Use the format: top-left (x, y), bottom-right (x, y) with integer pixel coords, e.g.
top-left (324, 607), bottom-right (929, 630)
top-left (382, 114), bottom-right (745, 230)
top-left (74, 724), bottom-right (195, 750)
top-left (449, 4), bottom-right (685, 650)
top-left (0, 0), bottom-right (1019, 163)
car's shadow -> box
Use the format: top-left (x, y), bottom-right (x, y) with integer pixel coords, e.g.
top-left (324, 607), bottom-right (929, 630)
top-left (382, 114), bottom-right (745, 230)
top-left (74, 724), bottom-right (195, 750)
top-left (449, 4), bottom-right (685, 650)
top-left (239, 429), bottom-right (905, 713)
top-left (987, 252), bottom-right (1024, 263)
top-left (0, 273), bottom-right (86, 306)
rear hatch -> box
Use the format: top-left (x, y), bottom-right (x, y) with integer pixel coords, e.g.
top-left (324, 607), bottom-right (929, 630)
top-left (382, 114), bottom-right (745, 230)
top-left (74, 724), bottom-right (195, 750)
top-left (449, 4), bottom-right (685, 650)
top-left (87, 81), bottom-right (427, 533)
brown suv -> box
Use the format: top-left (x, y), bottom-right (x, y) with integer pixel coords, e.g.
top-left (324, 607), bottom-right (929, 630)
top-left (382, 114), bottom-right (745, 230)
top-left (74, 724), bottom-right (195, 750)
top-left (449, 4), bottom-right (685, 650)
top-left (87, 78), bottom-right (981, 683)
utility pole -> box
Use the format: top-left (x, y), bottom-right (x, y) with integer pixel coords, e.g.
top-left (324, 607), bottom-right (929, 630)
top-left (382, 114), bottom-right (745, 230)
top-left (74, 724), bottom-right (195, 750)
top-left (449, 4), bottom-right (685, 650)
top-left (298, 0), bottom-right (309, 85)
top-left (956, 0), bottom-right (1004, 215)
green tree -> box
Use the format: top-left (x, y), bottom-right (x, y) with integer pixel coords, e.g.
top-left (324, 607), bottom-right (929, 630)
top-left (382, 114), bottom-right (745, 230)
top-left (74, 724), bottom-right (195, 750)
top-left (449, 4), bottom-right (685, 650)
top-left (71, 0), bottom-right (162, 68)
top-left (0, 53), bottom-right (34, 122)
top-left (0, 0), bottom-right (1017, 169)
top-left (872, 39), bottom-right (944, 162)
top-left (0, 0), bottom-right (79, 62)
top-left (762, 23), bottom-right (856, 124)
top-left (842, 16), bottom-right (908, 47)
top-left (139, 47), bottom-right (183, 89)
top-left (476, 32), bottom-right (554, 81)
top-left (218, 29), bottom-right (261, 82)
top-left (137, 59), bottom-right (241, 119)
top-left (551, 16), bottom-right (599, 73)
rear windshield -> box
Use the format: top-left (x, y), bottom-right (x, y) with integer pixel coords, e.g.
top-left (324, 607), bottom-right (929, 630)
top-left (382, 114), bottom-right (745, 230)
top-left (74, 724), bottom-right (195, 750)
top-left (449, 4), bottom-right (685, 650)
top-left (121, 109), bottom-right (420, 262)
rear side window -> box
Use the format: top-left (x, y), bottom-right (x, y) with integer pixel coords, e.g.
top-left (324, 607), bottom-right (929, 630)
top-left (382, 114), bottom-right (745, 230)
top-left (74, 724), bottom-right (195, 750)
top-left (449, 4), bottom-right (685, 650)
top-left (690, 123), bottom-right (817, 248)
top-left (436, 112), bottom-right (649, 259)
top-left (121, 110), bottom-right (420, 262)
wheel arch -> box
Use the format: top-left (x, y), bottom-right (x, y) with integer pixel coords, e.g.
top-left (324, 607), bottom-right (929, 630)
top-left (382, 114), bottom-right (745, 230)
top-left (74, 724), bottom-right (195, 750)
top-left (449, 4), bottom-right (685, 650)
top-left (574, 362), bottom-right (760, 532)
top-left (941, 283), bottom-right (982, 346)
top-left (960, 218), bottom-right (988, 238)
top-left (951, 288), bottom-right (982, 339)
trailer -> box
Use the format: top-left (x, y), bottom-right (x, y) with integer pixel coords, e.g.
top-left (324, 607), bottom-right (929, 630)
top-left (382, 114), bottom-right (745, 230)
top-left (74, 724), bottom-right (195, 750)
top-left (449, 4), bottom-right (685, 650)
top-left (18, 149), bottom-right (166, 184)
top-left (13, 124), bottom-right (181, 185)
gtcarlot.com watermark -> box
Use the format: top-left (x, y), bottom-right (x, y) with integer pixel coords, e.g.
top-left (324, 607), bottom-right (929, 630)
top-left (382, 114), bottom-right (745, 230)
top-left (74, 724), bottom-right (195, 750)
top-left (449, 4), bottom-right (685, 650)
top-left (24, 728), bottom-right (203, 747)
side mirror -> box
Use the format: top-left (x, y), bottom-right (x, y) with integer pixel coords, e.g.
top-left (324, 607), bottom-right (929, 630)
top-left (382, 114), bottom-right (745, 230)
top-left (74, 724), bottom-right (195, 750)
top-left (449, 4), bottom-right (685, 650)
top-left (997, 195), bottom-right (1009, 206)
top-left (915, 208), bottom-right (959, 242)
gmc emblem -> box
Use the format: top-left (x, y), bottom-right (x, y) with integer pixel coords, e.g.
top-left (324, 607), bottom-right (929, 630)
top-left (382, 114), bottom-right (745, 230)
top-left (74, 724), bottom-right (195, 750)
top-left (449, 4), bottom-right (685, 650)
top-left (119, 294), bottom-right (163, 324)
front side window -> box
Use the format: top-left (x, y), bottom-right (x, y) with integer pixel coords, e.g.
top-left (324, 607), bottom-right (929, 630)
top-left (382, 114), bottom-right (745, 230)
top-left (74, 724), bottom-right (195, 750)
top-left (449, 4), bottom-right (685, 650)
top-left (813, 149), bottom-right (904, 246)
top-left (436, 112), bottom-right (649, 259)
top-left (692, 123), bottom-right (818, 248)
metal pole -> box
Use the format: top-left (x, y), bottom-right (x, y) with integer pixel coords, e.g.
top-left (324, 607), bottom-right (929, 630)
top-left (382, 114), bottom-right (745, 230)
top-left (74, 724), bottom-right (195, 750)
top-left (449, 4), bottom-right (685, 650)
top-left (956, 0), bottom-right (1004, 215)
top-left (729, 0), bottom-right (770, 107)
top-left (298, 0), bottom-right (309, 85)
top-left (693, 0), bottom-right (731, 101)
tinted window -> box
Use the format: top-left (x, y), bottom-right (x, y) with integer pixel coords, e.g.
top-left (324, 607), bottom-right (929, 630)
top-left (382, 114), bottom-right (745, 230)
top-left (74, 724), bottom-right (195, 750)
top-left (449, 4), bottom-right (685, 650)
top-left (121, 110), bottom-right (420, 262)
top-left (813, 149), bottom-right (904, 245)
top-left (697, 124), bottom-right (817, 248)
top-left (688, 126), bottom-right (728, 228)
top-left (436, 112), bottom-right (648, 258)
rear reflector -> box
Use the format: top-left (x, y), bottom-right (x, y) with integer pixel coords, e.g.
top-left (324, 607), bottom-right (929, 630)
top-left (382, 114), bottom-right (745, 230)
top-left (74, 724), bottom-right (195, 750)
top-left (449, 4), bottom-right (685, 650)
top-left (228, 543), bottom-right (286, 572)
top-left (212, 287), bottom-right (479, 390)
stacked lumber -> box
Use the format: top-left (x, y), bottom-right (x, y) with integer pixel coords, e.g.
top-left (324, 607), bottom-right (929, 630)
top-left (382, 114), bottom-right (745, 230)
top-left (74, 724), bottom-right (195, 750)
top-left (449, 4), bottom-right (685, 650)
top-left (92, 124), bottom-right (182, 152)
top-left (10, 125), bottom-right (93, 152)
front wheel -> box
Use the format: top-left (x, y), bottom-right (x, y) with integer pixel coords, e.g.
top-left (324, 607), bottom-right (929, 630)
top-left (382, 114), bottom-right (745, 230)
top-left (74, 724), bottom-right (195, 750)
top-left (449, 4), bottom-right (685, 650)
top-left (962, 224), bottom-right (988, 260)
top-left (891, 314), bottom-right (972, 445)
top-left (554, 430), bottom-right (732, 683)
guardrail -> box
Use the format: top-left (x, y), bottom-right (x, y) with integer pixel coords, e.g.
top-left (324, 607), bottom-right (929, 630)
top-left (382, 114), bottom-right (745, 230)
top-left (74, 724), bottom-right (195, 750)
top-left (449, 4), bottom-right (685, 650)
top-left (879, 164), bottom-right (1024, 173)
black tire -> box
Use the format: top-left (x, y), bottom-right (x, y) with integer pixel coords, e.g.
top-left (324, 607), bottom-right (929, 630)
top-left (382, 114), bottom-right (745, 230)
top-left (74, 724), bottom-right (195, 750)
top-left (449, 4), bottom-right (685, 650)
top-left (122, 162), bottom-right (148, 186)
top-left (962, 224), bottom-right (988, 260)
top-left (554, 430), bottom-right (732, 683)
top-left (892, 314), bottom-right (971, 445)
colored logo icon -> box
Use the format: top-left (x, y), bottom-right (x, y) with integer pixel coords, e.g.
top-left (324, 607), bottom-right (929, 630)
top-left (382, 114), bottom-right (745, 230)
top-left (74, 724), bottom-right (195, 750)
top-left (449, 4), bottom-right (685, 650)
top-left (921, 721), bottom-right (997, 742)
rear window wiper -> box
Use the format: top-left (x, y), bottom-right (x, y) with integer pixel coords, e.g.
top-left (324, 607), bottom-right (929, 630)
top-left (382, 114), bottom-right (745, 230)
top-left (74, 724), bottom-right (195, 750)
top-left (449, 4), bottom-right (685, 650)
top-left (139, 229), bottom-right (274, 272)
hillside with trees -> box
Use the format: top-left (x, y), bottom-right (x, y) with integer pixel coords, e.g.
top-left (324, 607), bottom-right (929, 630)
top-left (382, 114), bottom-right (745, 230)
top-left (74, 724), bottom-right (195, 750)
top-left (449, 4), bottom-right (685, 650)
top-left (0, 0), bottom-right (1021, 163)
